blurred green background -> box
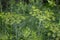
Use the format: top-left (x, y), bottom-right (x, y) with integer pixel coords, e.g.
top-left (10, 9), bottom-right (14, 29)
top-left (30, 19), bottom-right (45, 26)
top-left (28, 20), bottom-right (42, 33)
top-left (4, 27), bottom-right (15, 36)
top-left (0, 0), bottom-right (60, 40)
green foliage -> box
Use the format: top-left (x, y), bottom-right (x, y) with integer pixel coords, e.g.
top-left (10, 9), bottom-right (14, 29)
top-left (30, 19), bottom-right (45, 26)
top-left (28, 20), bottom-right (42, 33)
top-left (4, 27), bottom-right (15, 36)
top-left (0, 0), bottom-right (60, 40)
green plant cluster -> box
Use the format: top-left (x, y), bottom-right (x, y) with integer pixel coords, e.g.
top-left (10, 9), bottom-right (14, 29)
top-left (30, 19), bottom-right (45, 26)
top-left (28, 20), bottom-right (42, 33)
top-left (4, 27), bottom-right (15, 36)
top-left (0, 0), bottom-right (60, 40)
